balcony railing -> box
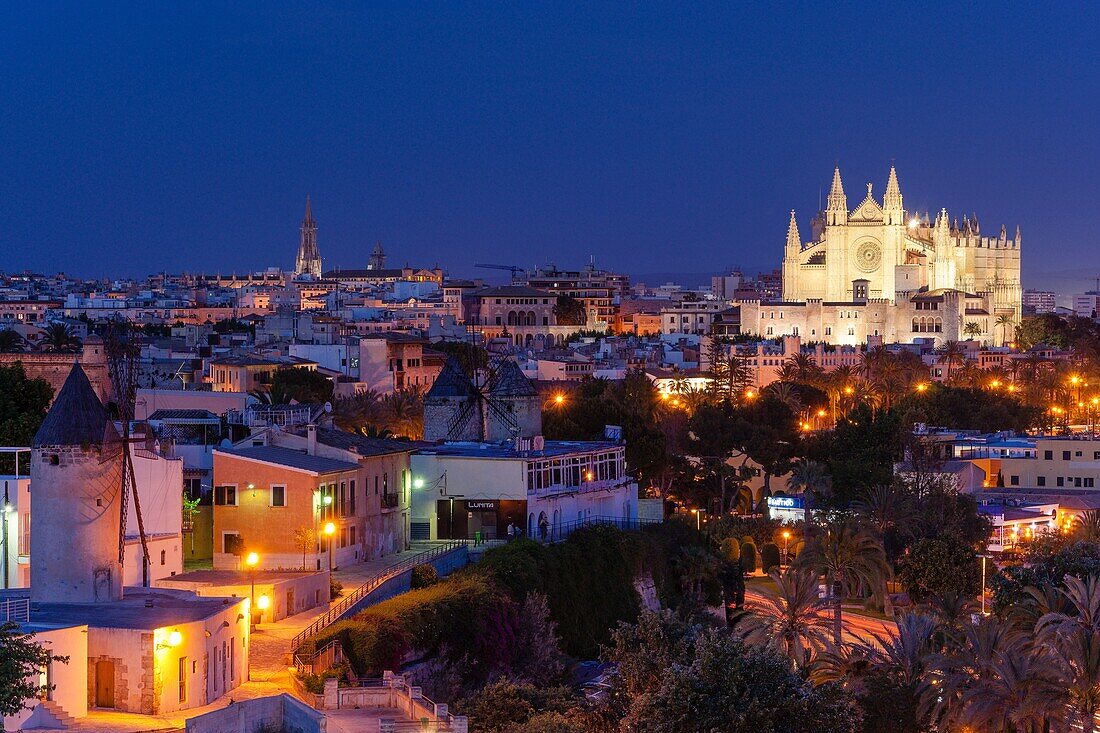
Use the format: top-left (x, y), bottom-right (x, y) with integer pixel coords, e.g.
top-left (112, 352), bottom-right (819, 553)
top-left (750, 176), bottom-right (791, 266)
top-left (381, 492), bottom-right (400, 509)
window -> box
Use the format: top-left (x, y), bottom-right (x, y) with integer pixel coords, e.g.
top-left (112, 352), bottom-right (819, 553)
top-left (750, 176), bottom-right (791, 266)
top-left (1044, 450), bottom-right (1053, 460)
top-left (214, 485), bottom-right (237, 506)
top-left (1010, 475), bottom-right (1019, 486)
top-left (160, 550), bottom-right (166, 565)
top-left (1064, 451), bottom-right (1072, 461)
top-left (1057, 477), bottom-right (1064, 487)
top-left (349, 480), bottom-right (356, 516)
top-left (1087, 478), bottom-right (1095, 488)
top-left (270, 485), bottom-right (286, 507)
top-left (1038, 476), bottom-right (1046, 486)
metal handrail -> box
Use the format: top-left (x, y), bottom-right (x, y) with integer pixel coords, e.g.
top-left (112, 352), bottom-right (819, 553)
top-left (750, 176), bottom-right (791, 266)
top-left (292, 541), bottom-right (466, 653)
top-left (0, 598), bottom-right (30, 623)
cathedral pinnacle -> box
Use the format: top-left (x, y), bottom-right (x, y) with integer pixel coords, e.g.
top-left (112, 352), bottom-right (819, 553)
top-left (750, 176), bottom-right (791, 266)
top-left (786, 210), bottom-right (801, 253)
top-left (827, 165), bottom-right (846, 210)
top-left (883, 164), bottom-right (903, 211)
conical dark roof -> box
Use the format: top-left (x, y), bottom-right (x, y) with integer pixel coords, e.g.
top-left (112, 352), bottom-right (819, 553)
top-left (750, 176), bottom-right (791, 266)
top-left (33, 362), bottom-right (116, 447)
top-left (425, 357), bottom-right (476, 399)
top-left (490, 359), bottom-right (537, 397)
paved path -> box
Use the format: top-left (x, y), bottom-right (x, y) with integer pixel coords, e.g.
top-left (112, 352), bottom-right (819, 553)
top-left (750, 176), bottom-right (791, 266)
top-left (250, 541), bottom-right (450, 680)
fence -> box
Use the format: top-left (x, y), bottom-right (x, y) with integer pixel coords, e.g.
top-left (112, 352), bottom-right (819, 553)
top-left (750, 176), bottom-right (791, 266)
top-left (321, 673), bottom-right (468, 733)
top-left (292, 541), bottom-right (466, 657)
top-left (0, 597), bottom-right (29, 623)
top-left (540, 515), bottom-right (663, 543)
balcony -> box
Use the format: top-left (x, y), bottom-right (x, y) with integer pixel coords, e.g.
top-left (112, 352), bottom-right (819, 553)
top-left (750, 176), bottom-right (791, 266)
top-left (381, 492), bottom-right (400, 510)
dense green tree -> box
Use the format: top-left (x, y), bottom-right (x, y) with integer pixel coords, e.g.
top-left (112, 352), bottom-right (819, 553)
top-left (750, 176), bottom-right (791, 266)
top-left (614, 622), bottom-right (861, 733)
top-left (551, 295), bottom-right (587, 326)
top-left (0, 364), bottom-right (54, 474)
top-left (896, 536), bottom-right (981, 603)
top-left (895, 384), bottom-right (1041, 433)
top-left (808, 404), bottom-right (905, 506)
top-left (266, 366), bottom-right (335, 404)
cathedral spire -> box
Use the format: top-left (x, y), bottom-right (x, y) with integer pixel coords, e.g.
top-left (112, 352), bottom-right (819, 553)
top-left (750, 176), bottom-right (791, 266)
top-left (785, 210), bottom-right (801, 254)
top-left (295, 196), bottom-right (322, 278)
top-left (826, 164), bottom-right (847, 225)
top-left (883, 164), bottom-right (903, 212)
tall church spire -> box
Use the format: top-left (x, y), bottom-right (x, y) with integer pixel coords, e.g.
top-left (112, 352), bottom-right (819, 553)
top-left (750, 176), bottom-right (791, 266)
top-left (826, 165), bottom-right (847, 225)
top-left (295, 196), bottom-right (322, 278)
top-left (785, 210), bottom-right (801, 255)
top-left (883, 164), bottom-right (903, 211)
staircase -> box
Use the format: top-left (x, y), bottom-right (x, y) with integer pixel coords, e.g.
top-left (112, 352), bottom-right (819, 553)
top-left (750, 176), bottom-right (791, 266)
top-left (24, 699), bottom-right (75, 729)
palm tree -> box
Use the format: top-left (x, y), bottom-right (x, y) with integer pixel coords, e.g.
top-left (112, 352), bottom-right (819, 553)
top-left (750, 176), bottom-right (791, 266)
top-left (962, 321), bottom-right (983, 341)
top-left (765, 381), bottom-right (803, 415)
top-left (954, 645), bottom-right (1065, 733)
top-left (787, 459), bottom-right (832, 528)
top-left (0, 328), bottom-right (24, 353)
top-left (737, 567), bottom-right (833, 668)
top-left (937, 340), bottom-right (966, 382)
top-left (1035, 575), bottom-right (1100, 733)
top-left (40, 322), bottom-right (81, 352)
top-left (995, 313), bottom-right (1016, 346)
top-left (796, 517), bottom-right (890, 643)
top-left (852, 484), bottom-right (914, 541)
top-left (1071, 510), bottom-right (1100, 543)
top-left (380, 389), bottom-right (424, 439)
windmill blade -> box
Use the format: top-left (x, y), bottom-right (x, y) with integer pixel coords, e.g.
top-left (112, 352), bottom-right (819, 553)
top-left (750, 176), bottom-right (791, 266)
top-left (483, 394), bottom-right (518, 433)
top-left (446, 398), bottom-right (478, 439)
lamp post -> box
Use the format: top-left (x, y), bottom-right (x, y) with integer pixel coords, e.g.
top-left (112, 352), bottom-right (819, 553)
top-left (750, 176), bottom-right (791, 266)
top-left (323, 522), bottom-right (336, 573)
top-left (245, 551), bottom-right (259, 627)
top-left (691, 508), bottom-right (700, 531)
top-left (782, 530), bottom-right (791, 566)
top-left (979, 554), bottom-right (990, 616)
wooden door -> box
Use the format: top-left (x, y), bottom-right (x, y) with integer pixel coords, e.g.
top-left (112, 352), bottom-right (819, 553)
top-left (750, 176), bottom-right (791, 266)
top-left (94, 660), bottom-right (114, 708)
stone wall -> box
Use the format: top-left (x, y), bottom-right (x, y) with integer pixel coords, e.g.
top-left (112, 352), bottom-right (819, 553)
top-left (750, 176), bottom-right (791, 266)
top-left (185, 693), bottom-right (325, 733)
top-left (0, 343), bottom-right (111, 404)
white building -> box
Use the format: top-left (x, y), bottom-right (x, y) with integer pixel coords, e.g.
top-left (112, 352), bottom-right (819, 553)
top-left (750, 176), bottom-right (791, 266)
top-left (410, 440), bottom-right (638, 541)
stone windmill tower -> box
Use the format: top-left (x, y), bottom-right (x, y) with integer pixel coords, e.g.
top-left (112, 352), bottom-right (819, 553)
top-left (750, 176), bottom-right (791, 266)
top-left (30, 363), bottom-right (124, 604)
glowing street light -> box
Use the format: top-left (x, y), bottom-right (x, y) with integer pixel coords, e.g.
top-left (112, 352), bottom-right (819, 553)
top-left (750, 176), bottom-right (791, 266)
top-left (781, 530), bottom-right (791, 564)
top-left (691, 508), bottom-right (701, 531)
top-left (324, 521), bottom-right (336, 573)
top-left (553, 393), bottom-right (565, 405)
top-left (916, 383), bottom-right (928, 393)
top-left (245, 551), bottom-right (260, 627)
top-left (413, 477), bottom-right (425, 489)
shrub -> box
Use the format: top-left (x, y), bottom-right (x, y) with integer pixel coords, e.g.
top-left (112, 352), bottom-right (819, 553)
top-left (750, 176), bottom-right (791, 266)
top-left (720, 537), bottom-right (740, 563)
top-left (760, 543), bottom-right (781, 574)
top-left (739, 541), bottom-right (757, 574)
top-left (411, 563), bottom-right (439, 590)
top-left (329, 578), bottom-right (343, 600)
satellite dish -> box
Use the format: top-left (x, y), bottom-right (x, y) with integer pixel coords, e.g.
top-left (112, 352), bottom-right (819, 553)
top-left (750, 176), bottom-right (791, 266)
top-left (324, 401), bottom-right (333, 413)
top-left (219, 438), bottom-right (232, 449)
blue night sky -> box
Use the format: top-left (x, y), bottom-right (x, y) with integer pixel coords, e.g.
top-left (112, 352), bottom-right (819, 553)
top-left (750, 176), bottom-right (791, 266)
top-left (2, 3), bottom-right (1098, 294)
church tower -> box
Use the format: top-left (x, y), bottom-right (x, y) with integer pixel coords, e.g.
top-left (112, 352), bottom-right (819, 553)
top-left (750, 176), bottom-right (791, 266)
top-left (295, 197), bottom-right (322, 278)
top-left (30, 363), bottom-right (124, 604)
top-left (368, 241), bottom-right (386, 271)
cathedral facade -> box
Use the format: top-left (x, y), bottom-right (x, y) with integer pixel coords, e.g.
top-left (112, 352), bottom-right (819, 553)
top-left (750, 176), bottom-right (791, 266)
top-left (759, 165), bottom-right (1022, 346)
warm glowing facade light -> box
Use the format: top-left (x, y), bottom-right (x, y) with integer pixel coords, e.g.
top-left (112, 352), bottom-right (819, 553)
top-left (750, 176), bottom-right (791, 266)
top-left (245, 552), bottom-right (259, 567)
top-left (324, 522), bottom-right (336, 536)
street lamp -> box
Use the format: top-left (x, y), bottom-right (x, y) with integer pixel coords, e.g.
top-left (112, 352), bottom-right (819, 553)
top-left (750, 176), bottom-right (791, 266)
top-left (691, 508), bottom-right (700, 531)
top-left (979, 554), bottom-right (990, 616)
top-left (323, 522), bottom-right (336, 573)
top-left (781, 530), bottom-right (791, 565)
top-left (245, 551), bottom-right (259, 627)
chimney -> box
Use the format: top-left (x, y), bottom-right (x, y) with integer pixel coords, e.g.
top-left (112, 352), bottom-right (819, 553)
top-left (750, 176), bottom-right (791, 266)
top-left (306, 424), bottom-right (317, 456)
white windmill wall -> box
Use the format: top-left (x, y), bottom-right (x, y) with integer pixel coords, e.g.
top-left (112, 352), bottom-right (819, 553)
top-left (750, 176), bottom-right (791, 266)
top-left (30, 443), bottom-right (124, 604)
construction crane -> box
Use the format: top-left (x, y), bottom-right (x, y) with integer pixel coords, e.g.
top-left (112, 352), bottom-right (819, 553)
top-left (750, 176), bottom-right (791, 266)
top-left (475, 263), bottom-right (526, 281)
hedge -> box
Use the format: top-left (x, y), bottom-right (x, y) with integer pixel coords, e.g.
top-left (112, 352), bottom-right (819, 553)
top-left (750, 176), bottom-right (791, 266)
top-left (760, 543), bottom-right (781, 574)
top-left (740, 540), bottom-right (758, 574)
